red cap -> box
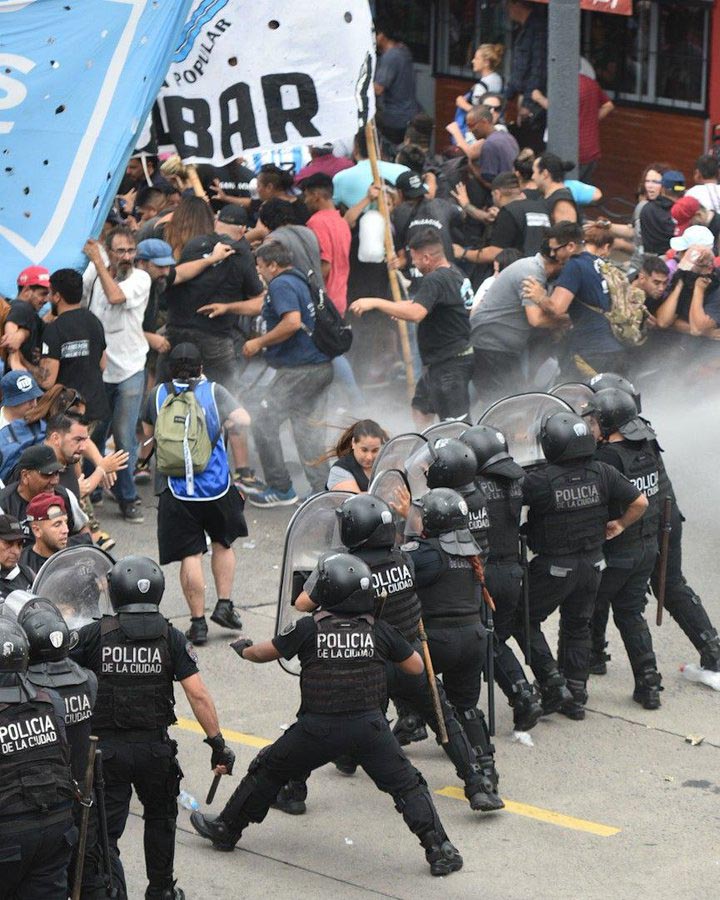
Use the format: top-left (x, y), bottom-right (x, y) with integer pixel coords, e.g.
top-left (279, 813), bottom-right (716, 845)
top-left (671, 196), bottom-right (701, 236)
top-left (26, 492), bottom-right (66, 521)
top-left (17, 266), bottom-right (50, 288)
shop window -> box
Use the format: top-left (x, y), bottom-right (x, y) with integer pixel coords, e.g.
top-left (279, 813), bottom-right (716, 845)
top-left (373, 0), bottom-right (433, 65)
top-left (582, 0), bottom-right (709, 111)
top-left (434, 0), bottom-right (506, 77)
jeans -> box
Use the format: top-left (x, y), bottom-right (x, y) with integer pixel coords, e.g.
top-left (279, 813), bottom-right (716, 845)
top-left (331, 355), bottom-right (364, 408)
top-left (94, 369), bottom-right (145, 505)
top-left (252, 363), bottom-right (333, 493)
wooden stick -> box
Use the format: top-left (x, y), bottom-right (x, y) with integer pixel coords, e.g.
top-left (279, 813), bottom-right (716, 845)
top-left (418, 618), bottom-right (449, 745)
top-left (364, 119), bottom-right (416, 399)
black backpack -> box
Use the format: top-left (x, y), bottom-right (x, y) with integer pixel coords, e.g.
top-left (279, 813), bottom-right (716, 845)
top-left (292, 270), bottom-right (353, 359)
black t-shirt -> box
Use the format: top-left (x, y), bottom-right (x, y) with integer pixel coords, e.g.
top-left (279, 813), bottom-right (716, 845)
top-left (488, 205), bottom-right (523, 250)
top-left (545, 187), bottom-right (579, 224)
top-left (393, 198), bottom-right (464, 280)
top-left (71, 617), bottom-right (199, 682)
top-left (196, 161), bottom-right (254, 213)
top-left (8, 298), bottom-right (43, 365)
top-left (413, 265), bottom-right (473, 365)
top-left (272, 614), bottom-right (413, 669)
top-left (19, 544), bottom-right (52, 575)
top-left (41, 308), bottom-right (109, 421)
top-left (165, 238), bottom-right (264, 335)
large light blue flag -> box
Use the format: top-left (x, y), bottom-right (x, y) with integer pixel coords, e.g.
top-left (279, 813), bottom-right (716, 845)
top-left (0, 0), bottom-right (193, 296)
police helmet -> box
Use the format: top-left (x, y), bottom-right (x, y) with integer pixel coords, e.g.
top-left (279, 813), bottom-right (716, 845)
top-left (414, 488), bottom-right (469, 537)
top-left (312, 552), bottom-right (374, 614)
top-left (17, 597), bottom-right (70, 664)
top-left (425, 437), bottom-right (478, 489)
top-left (584, 388), bottom-right (655, 442)
top-left (0, 616), bottom-right (29, 674)
top-left (108, 555), bottom-right (165, 612)
top-left (337, 494), bottom-right (395, 550)
top-left (588, 372), bottom-right (642, 413)
top-left (540, 412), bottom-right (596, 463)
top-left (460, 425), bottom-right (524, 480)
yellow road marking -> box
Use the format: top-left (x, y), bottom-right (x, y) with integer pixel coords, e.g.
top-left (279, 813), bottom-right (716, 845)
top-left (435, 786), bottom-right (621, 837)
top-left (174, 720), bottom-right (620, 836)
top-left (176, 716), bottom-right (272, 749)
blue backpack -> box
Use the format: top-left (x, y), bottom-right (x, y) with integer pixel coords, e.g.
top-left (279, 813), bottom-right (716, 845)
top-left (0, 419), bottom-right (46, 483)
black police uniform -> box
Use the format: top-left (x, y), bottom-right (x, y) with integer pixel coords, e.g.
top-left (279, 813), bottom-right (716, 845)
top-left (590, 439), bottom-right (663, 702)
top-left (195, 611), bottom-right (461, 873)
top-left (521, 459), bottom-right (641, 709)
top-left (476, 473), bottom-right (539, 718)
top-left (71, 611), bottom-right (198, 898)
top-left (0, 632), bottom-right (77, 900)
top-left (406, 536), bottom-right (502, 804)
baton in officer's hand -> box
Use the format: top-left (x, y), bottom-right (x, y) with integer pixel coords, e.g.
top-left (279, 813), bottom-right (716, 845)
top-left (206, 774), bottom-right (221, 805)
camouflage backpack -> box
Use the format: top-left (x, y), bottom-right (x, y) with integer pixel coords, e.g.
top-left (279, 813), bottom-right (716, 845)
top-left (580, 260), bottom-right (648, 347)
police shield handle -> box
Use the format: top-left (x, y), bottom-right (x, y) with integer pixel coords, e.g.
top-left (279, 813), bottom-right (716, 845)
top-left (656, 496), bottom-right (673, 626)
top-left (206, 773), bottom-right (222, 805)
top-left (364, 119), bottom-right (416, 398)
top-left (71, 735), bottom-right (98, 900)
top-left (417, 618), bottom-right (449, 745)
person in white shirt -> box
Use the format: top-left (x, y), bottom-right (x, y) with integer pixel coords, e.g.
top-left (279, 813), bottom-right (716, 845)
top-left (82, 226), bottom-right (150, 523)
top-left (686, 155), bottom-right (720, 214)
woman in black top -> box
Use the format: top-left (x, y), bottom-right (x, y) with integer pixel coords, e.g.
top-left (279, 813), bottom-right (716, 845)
top-left (324, 419), bottom-right (389, 492)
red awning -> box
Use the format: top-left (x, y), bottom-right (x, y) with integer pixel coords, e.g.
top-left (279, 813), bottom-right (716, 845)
top-left (531, 0), bottom-right (632, 14)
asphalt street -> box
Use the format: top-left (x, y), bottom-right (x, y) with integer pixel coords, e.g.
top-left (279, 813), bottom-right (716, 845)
top-left (97, 385), bottom-right (719, 899)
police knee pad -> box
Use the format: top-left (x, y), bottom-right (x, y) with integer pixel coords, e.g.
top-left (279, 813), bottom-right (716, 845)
top-left (394, 778), bottom-right (443, 838)
top-left (457, 707), bottom-right (494, 757)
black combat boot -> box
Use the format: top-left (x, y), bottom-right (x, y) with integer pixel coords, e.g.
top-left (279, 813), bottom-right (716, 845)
top-left (272, 780), bottom-right (307, 815)
top-left (392, 712), bottom-right (428, 746)
top-left (509, 681), bottom-right (543, 731)
top-left (149, 883), bottom-right (185, 900)
top-left (472, 756), bottom-right (505, 812)
top-left (633, 669), bottom-right (663, 709)
top-left (588, 643), bottom-right (611, 676)
top-left (700, 634), bottom-right (720, 673)
top-left (538, 671), bottom-right (573, 714)
top-left (421, 833), bottom-right (463, 876)
top-left (559, 678), bottom-right (588, 720)
top-left (189, 812), bottom-right (241, 851)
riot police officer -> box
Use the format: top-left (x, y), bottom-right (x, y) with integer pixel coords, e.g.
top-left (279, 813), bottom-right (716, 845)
top-left (587, 373), bottom-right (720, 676)
top-left (461, 425), bottom-right (543, 731)
top-left (290, 493), bottom-right (499, 813)
top-left (16, 595), bottom-right (98, 782)
top-left (519, 412), bottom-right (648, 719)
top-left (190, 552), bottom-right (464, 878)
top-left (401, 488), bottom-right (504, 810)
top-left (0, 616), bottom-right (77, 900)
top-left (71, 555), bottom-right (235, 900)
top-left (585, 388), bottom-right (665, 707)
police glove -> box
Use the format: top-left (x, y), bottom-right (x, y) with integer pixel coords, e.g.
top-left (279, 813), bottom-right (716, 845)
top-left (230, 637), bottom-right (253, 659)
top-left (204, 733), bottom-right (235, 775)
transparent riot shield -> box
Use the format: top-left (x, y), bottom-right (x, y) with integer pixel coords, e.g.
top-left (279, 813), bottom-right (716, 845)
top-left (477, 392), bottom-right (574, 469)
top-left (550, 382), bottom-right (595, 415)
top-left (31, 545), bottom-right (114, 629)
top-left (368, 468), bottom-right (421, 538)
top-left (421, 421), bottom-right (468, 441)
top-left (370, 433), bottom-right (426, 483)
top-left (274, 491), bottom-right (353, 676)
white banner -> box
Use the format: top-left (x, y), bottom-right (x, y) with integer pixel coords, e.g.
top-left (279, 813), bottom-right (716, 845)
top-left (155, 0), bottom-right (376, 164)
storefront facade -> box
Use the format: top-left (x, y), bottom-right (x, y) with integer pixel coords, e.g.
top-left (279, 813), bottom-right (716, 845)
top-left (374, 0), bottom-right (717, 203)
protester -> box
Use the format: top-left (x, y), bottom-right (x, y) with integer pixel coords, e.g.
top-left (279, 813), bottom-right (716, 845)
top-left (374, 18), bottom-right (421, 145)
top-left (3, 265), bottom-right (50, 376)
top-left (20, 491), bottom-right (69, 573)
top-left (324, 420), bottom-right (389, 492)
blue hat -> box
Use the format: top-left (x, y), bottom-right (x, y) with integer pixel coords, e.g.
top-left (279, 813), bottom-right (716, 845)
top-left (1, 370), bottom-right (43, 407)
top-left (135, 238), bottom-right (175, 266)
top-left (661, 170), bottom-right (686, 193)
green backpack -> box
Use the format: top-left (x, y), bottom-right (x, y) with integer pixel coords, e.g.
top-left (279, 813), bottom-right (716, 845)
top-left (155, 383), bottom-right (213, 477)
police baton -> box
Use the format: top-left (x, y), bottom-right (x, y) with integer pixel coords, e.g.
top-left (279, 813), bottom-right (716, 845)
top-left (520, 534), bottom-right (531, 665)
top-left (72, 735), bottom-right (98, 900)
top-left (417, 618), bottom-right (449, 745)
top-left (206, 774), bottom-right (222, 805)
top-left (471, 556), bottom-right (496, 737)
top-left (93, 749), bottom-right (119, 898)
top-left (656, 496), bottom-right (673, 626)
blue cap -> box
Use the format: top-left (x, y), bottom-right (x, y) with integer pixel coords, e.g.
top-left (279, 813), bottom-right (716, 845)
top-left (0, 370), bottom-right (43, 407)
top-left (135, 238), bottom-right (175, 266)
top-left (661, 170), bottom-right (685, 193)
